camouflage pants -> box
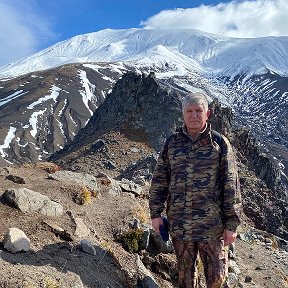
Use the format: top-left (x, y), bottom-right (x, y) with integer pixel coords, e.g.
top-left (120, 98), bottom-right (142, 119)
top-left (172, 238), bottom-right (229, 288)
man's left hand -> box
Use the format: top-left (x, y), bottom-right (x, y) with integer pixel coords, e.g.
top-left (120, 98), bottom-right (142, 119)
top-left (224, 229), bottom-right (237, 246)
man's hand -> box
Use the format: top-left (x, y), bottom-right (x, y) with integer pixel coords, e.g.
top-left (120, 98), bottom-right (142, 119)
top-left (151, 217), bottom-right (164, 235)
top-left (224, 229), bottom-right (237, 246)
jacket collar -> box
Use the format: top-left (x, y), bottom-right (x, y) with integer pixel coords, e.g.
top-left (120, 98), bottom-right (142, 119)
top-left (181, 123), bottom-right (210, 141)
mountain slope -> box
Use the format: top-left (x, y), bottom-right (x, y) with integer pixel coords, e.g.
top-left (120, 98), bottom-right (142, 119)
top-left (0, 63), bottom-right (129, 165)
top-left (0, 160), bottom-right (287, 287)
top-left (0, 27), bottom-right (287, 180)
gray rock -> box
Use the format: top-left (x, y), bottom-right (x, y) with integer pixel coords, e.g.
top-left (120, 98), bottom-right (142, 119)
top-left (71, 275), bottom-right (84, 288)
top-left (238, 233), bottom-right (248, 241)
top-left (108, 185), bottom-right (122, 196)
top-left (136, 255), bottom-right (160, 287)
top-left (274, 235), bottom-right (288, 251)
top-left (103, 160), bottom-right (117, 170)
top-left (74, 217), bottom-right (90, 238)
top-left (80, 240), bottom-right (96, 255)
top-left (255, 264), bottom-right (266, 270)
top-left (132, 176), bottom-right (147, 186)
top-left (129, 218), bottom-right (141, 229)
top-left (139, 228), bottom-right (150, 251)
top-left (91, 139), bottom-right (106, 152)
top-left (264, 238), bottom-right (273, 245)
top-left (227, 272), bottom-right (238, 288)
top-left (97, 173), bottom-right (122, 196)
top-left (119, 179), bottom-right (142, 196)
top-left (137, 276), bottom-right (159, 288)
top-left (48, 170), bottom-right (98, 192)
top-left (228, 243), bottom-right (236, 259)
top-left (244, 275), bottom-right (253, 283)
top-left (5, 175), bottom-right (25, 184)
top-left (3, 228), bottom-right (30, 253)
top-left (117, 155), bottom-right (157, 184)
top-left (228, 259), bottom-right (241, 275)
top-left (149, 229), bottom-right (174, 254)
top-left (43, 220), bottom-right (65, 233)
top-left (3, 188), bottom-right (63, 216)
top-left (42, 220), bottom-right (74, 241)
top-left (130, 147), bottom-right (139, 153)
top-left (257, 235), bottom-right (265, 242)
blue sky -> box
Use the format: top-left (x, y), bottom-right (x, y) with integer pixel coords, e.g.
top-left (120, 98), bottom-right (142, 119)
top-left (0, 0), bottom-right (287, 67)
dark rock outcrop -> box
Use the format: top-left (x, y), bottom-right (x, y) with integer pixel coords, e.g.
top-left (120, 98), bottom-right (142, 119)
top-left (232, 128), bottom-right (287, 201)
top-left (51, 72), bottom-right (232, 160)
top-left (230, 128), bottom-right (288, 240)
top-left (51, 72), bottom-right (182, 157)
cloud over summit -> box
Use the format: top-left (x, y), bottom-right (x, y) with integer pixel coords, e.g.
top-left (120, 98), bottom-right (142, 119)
top-left (141, 0), bottom-right (288, 38)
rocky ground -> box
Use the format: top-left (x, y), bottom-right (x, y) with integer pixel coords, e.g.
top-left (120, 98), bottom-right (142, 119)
top-left (0, 132), bottom-right (287, 288)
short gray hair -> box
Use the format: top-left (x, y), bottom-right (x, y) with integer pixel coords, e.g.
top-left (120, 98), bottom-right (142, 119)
top-left (182, 92), bottom-right (209, 113)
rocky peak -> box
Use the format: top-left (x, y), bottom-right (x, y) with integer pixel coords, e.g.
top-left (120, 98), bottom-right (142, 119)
top-left (52, 71), bottom-right (234, 160)
top-left (83, 71), bottom-right (183, 150)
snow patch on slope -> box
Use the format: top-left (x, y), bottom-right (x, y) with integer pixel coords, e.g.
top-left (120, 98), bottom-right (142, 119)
top-left (0, 90), bottom-right (28, 107)
top-left (29, 109), bottom-right (46, 138)
top-left (78, 70), bottom-right (95, 115)
top-left (27, 85), bottom-right (61, 109)
top-left (0, 127), bottom-right (17, 158)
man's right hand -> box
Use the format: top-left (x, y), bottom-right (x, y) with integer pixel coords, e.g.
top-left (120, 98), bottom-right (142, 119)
top-left (151, 217), bottom-right (164, 235)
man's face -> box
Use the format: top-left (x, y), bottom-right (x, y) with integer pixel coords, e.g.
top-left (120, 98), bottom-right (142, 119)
top-left (183, 104), bottom-right (210, 135)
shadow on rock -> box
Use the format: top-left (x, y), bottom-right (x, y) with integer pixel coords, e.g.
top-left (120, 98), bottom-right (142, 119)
top-left (0, 241), bottom-right (126, 288)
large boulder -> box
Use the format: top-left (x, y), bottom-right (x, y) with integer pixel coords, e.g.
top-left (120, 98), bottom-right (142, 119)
top-left (48, 170), bottom-right (98, 192)
top-left (3, 188), bottom-right (64, 216)
top-left (3, 227), bottom-right (30, 253)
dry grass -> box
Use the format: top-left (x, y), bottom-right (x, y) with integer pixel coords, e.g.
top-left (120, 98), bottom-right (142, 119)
top-left (22, 283), bottom-right (37, 288)
top-left (43, 277), bottom-right (61, 288)
top-left (22, 277), bottom-right (60, 288)
top-left (22, 163), bottom-right (34, 169)
top-left (130, 203), bottom-right (150, 224)
top-left (35, 162), bottom-right (62, 173)
top-left (100, 238), bottom-right (117, 256)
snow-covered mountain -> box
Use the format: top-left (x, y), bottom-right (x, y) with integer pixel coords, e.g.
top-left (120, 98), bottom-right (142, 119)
top-left (0, 27), bottom-right (287, 178)
top-left (1, 28), bottom-right (288, 80)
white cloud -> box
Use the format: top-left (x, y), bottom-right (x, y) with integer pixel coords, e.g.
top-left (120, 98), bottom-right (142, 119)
top-left (0, 0), bottom-right (55, 67)
top-left (141, 0), bottom-right (288, 38)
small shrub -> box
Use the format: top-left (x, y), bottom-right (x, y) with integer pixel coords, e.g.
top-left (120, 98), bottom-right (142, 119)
top-left (99, 178), bottom-right (111, 186)
top-left (74, 186), bottom-right (97, 205)
top-left (119, 228), bottom-right (144, 253)
top-left (44, 277), bottom-right (61, 288)
top-left (22, 163), bottom-right (34, 169)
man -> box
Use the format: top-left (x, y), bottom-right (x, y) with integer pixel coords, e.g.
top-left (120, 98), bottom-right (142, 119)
top-left (149, 92), bottom-right (241, 288)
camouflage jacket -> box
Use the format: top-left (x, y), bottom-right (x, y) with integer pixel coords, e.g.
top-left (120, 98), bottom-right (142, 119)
top-left (149, 125), bottom-right (241, 241)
